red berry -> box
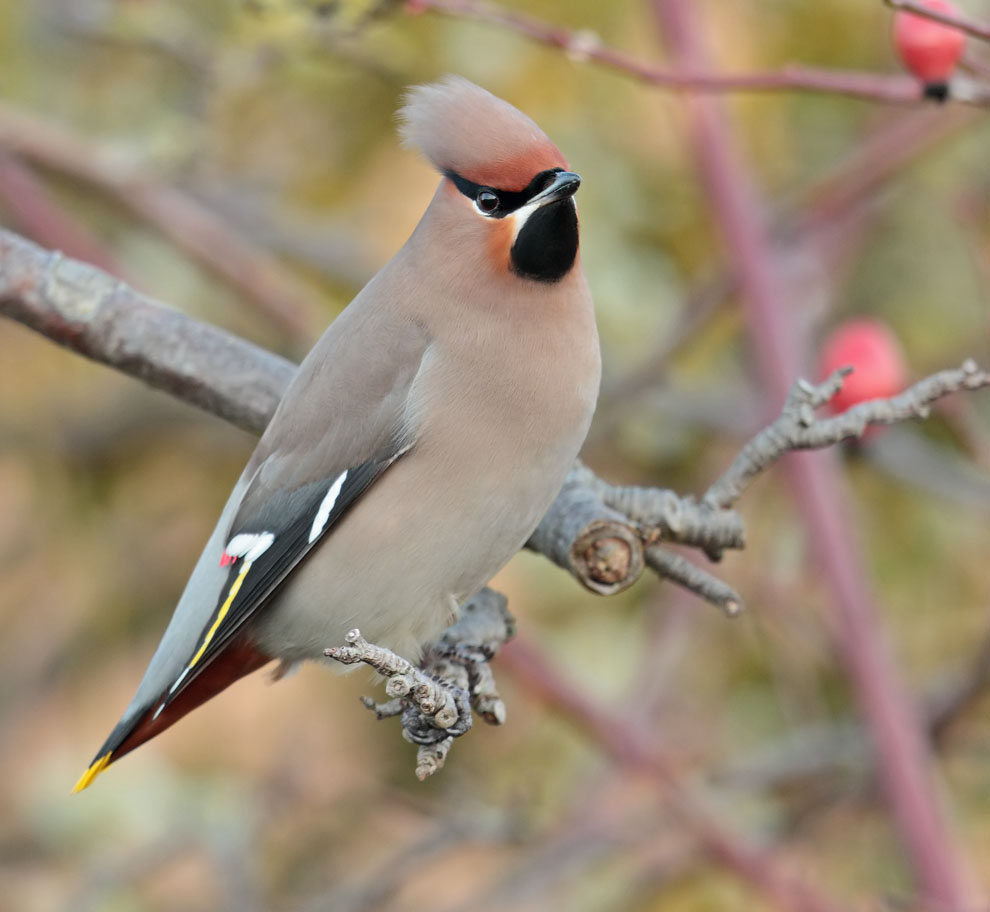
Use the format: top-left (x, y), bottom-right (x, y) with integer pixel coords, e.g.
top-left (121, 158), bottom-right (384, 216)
top-left (893, 0), bottom-right (966, 85)
top-left (820, 319), bottom-right (908, 414)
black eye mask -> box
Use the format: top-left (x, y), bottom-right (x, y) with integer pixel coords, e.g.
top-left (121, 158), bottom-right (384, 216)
top-left (445, 168), bottom-right (564, 218)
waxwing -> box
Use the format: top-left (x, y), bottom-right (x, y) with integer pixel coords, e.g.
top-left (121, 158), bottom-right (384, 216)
top-left (74, 76), bottom-right (601, 791)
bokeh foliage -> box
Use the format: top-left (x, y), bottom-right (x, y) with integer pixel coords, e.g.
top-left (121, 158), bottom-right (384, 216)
top-left (1, 1), bottom-right (989, 910)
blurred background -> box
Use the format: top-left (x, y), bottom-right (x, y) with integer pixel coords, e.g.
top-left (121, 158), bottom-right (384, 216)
top-left (1, 1), bottom-right (990, 909)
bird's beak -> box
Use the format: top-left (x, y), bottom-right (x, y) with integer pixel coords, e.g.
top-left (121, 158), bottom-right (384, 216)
top-left (529, 171), bottom-right (581, 208)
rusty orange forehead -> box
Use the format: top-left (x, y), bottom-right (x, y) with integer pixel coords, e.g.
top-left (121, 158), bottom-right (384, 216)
top-left (458, 147), bottom-right (570, 192)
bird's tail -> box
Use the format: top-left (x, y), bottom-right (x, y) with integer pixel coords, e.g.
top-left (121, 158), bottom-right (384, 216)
top-left (72, 637), bottom-right (270, 792)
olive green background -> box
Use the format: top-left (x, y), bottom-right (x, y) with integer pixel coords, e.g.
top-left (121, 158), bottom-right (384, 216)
top-left (1, 1), bottom-right (988, 910)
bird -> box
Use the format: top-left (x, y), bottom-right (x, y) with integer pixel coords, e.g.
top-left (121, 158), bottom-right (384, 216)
top-left (73, 76), bottom-right (601, 792)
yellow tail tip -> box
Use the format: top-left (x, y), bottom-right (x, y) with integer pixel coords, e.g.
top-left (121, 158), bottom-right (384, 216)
top-left (72, 752), bottom-right (112, 794)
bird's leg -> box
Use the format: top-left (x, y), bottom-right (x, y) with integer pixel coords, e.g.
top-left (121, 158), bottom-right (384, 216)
top-left (432, 587), bottom-right (514, 723)
top-left (324, 587), bottom-right (515, 779)
top-left (326, 629), bottom-right (466, 730)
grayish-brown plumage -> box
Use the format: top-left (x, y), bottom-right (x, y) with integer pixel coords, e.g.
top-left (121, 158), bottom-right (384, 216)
top-left (75, 75), bottom-right (600, 791)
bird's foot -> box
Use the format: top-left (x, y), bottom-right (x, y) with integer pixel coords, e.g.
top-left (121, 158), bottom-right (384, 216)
top-left (324, 588), bottom-right (515, 780)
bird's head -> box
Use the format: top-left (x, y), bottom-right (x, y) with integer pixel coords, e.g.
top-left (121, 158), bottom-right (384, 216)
top-left (400, 76), bottom-right (581, 285)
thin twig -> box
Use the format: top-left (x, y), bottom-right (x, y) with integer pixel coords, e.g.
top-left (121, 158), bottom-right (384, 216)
top-left (3, 212), bottom-right (985, 908)
top-left (0, 150), bottom-right (124, 278)
top-left (3, 228), bottom-right (988, 620)
top-left (780, 107), bottom-right (977, 237)
top-left (884, 0), bottom-right (990, 42)
top-left (597, 106), bottom-right (976, 438)
top-left (403, 0), bottom-right (990, 105)
top-left (325, 589), bottom-right (513, 779)
top-left (0, 103), bottom-right (325, 345)
top-left (644, 546), bottom-right (742, 615)
top-left (499, 635), bottom-right (848, 912)
top-left (0, 228), bottom-right (658, 596)
top-left (704, 362), bottom-right (990, 512)
top-left (650, 0), bottom-right (976, 905)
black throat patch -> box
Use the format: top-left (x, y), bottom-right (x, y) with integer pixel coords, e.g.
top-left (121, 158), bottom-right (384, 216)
top-left (446, 168), bottom-right (580, 284)
top-left (510, 199), bottom-right (579, 284)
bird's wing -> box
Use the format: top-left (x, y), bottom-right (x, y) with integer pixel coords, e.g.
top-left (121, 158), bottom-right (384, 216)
top-left (147, 303), bottom-right (432, 719)
top-left (73, 271), bottom-right (434, 793)
top-left (149, 446), bottom-right (407, 719)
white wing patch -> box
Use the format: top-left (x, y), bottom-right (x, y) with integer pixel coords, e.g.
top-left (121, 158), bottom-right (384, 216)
top-left (224, 531), bottom-right (275, 563)
top-left (308, 471), bottom-right (349, 544)
top-left (153, 531), bottom-right (275, 720)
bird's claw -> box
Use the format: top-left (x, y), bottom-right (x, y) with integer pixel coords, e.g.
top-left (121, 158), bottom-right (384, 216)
top-left (324, 588), bottom-right (515, 778)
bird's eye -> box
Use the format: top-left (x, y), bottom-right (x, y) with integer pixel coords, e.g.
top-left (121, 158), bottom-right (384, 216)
top-left (476, 189), bottom-right (499, 213)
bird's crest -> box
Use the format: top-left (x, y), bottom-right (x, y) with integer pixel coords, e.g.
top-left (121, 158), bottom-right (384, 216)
top-left (399, 76), bottom-right (567, 191)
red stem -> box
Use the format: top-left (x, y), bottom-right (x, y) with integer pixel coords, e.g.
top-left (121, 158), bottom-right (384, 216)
top-left (500, 636), bottom-right (847, 912)
top-left (411, 0), bottom-right (929, 103)
top-left (0, 105), bottom-right (323, 346)
top-left (647, 1), bottom-right (974, 908)
top-left (0, 151), bottom-right (124, 278)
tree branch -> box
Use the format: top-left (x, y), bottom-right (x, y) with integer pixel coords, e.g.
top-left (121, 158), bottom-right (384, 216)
top-left (0, 150), bottom-right (124, 278)
top-left (326, 587), bottom-right (514, 779)
top-left (3, 227), bottom-right (988, 615)
top-left (0, 228), bottom-right (293, 435)
top-left (649, 0), bottom-right (977, 905)
top-left (403, 0), bottom-right (990, 105)
top-left (0, 228), bottom-right (645, 595)
top-left (5, 211), bottom-right (988, 908)
top-left (0, 103), bottom-right (326, 344)
top-left (703, 363), bottom-right (990, 512)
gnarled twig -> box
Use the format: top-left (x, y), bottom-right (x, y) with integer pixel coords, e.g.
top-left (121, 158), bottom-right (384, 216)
top-left (3, 228), bottom-right (989, 613)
